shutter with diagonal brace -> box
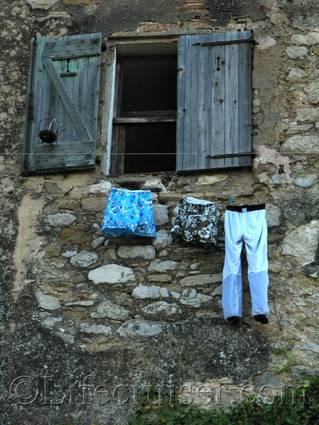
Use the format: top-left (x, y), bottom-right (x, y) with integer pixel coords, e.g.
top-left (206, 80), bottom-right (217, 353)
top-left (177, 31), bottom-right (252, 172)
top-left (23, 33), bottom-right (102, 174)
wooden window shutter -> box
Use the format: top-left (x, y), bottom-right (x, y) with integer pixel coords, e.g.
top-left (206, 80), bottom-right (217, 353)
top-left (176, 31), bottom-right (252, 172)
top-left (23, 33), bottom-right (102, 174)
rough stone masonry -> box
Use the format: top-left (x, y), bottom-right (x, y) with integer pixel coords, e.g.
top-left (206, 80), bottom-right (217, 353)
top-left (0, 0), bottom-right (319, 424)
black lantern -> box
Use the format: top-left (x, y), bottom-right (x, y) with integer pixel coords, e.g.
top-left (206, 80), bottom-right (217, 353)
top-left (38, 118), bottom-right (64, 144)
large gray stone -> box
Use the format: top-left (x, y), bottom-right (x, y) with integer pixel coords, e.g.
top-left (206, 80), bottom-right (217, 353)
top-left (291, 34), bottom-right (308, 45)
top-left (26, 0), bottom-right (58, 9)
top-left (282, 220), bottom-right (319, 265)
top-left (132, 284), bottom-right (170, 299)
top-left (270, 12), bottom-right (288, 26)
top-left (80, 323), bottom-right (112, 336)
top-left (35, 290), bottom-right (61, 310)
top-left (141, 301), bottom-right (181, 318)
top-left (294, 175), bottom-right (318, 188)
top-left (47, 212), bottom-right (76, 227)
top-left (148, 274), bottom-right (172, 283)
top-left (286, 122), bottom-right (313, 134)
top-left (62, 250), bottom-right (77, 258)
top-left (286, 46), bottom-right (308, 59)
top-left (153, 204), bottom-right (169, 226)
top-left (256, 36), bottom-right (276, 50)
top-left (196, 174), bottom-right (228, 185)
top-left (87, 181), bottom-right (112, 194)
top-left (91, 236), bottom-right (106, 249)
top-left (307, 32), bottom-right (319, 45)
top-left (117, 245), bottom-right (155, 260)
top-left (292, 32), bottom-right (319, 45)
top-left (152, 230), bottom-right (172, 249)
top-left (286, 67), bottom-right (307, 81)
top-left (70, 251), bottom-right (98, 268)
top-left (304, 81), bottom-right (319, 104)
top-left (117, 319), bottom-right (164, 337)
top-left (296, 108), bottom-right (319, 122)
top-left (266, 204), bottom-right (281, 227)
top-left (281, 135), bottom-right (319, 154)
top-left (148, 259), bottom-right (177, 273)
top-left (179, 274), bottom-right (222, 287)
top-left (41, 316), bottom-right (62, 329)
top-left (172, 289), bottom-right (211, 308)
top-left (91, 300), bottom-right (130, 320)
top-left (141, 178), bottom-right (166, 192)
top-left (88, 264), bottom-right (135, 285)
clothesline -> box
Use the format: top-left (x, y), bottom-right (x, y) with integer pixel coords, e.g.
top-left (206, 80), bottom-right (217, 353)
top-left (0, 152), bottom-right (318, 157)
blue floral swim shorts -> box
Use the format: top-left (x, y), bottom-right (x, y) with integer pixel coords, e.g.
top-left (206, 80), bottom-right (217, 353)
top-left (101, 188), bottom-right (156, 238)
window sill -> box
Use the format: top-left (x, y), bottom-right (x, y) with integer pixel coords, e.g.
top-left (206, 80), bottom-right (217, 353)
top-left (113, 116), bottom-right (176, 124)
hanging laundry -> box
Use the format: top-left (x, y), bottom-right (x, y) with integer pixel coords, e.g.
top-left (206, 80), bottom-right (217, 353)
top-left (171, 196), bottom-right (218, 246)
top-left (222, 204), bottom-right (269, 324)
top-left (101, 188), bottom-right (156, 238)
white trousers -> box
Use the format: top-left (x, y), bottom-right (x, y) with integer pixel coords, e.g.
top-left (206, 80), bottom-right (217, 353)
top-left (222, 206), bottom-right (269, 319)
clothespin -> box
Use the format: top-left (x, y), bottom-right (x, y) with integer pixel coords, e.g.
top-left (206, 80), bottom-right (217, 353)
top-left (227, 195), bottom-right (234, 205)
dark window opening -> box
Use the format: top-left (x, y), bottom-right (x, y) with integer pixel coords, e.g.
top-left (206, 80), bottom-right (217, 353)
top-left (111, 55), bottom-right (177, 175)
top-left (120, 58), bottom-right (177, 114)
top-left (124, 123), bottom-right (176, 173)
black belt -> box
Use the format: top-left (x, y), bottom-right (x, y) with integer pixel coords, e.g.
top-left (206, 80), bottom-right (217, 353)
top-left (226, 204), bottom-right (265, 212)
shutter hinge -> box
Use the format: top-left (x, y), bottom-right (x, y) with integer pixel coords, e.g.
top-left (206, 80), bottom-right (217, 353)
top-left (207, 152), bottom-right (256, 160)
top-left (193, 39), bottom-right (255, 47)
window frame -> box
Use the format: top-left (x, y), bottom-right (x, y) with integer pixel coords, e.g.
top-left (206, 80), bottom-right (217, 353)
top-left (100, 30), bottom-right (253, 177)
top-left (99, 36), bottom-right (180, 176)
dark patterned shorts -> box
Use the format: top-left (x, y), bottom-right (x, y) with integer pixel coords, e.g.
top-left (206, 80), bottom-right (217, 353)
top-left (171, 196), bottom-right (218, 246)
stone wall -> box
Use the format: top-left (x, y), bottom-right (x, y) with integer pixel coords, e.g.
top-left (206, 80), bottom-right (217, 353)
top-left (0, 0), bottom-right (319, 424)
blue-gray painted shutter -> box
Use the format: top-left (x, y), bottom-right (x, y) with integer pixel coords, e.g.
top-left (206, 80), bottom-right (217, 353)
top-left (23, 33), bottom-right (102, 173)
top-left (176, 31), bottom-right (252, 172)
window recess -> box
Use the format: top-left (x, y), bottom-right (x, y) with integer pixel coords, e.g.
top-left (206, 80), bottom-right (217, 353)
top-left (110, 55), bottom-right (177, 175)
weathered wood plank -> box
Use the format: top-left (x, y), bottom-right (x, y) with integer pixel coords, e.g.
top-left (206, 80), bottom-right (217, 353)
top-left (176, 31), bottom-right (252, 172)
top-left (210, 32), bottom-right (225, 169)
top-left (189, 35), bottom-right (200, 170)
top-left (176, 35), bottom-right (186, 171)
top-left (238, 33), bottom-right (252, 167)
top-left (44, 59), bottom-right (91, 141)
top-left (101, 45), bottom-right (117, 176)
top-left (113, 117), bottom-right (176, 124)
top-left (224, 31), bottom-right (239, 168)
top-left (23, 33), bottom-right (102, 173)
top-left (28, 36), bottom-right (46, 172)
top-left (110, 125), bottom-right (125, 176)
top-left (44, 34), bottom-right (101, 59)
top-left (197, 34), bottom-right (210, 170)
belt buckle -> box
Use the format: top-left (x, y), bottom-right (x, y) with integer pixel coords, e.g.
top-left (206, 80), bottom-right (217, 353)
top-left (242, 207), bottom-right (247, 213)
